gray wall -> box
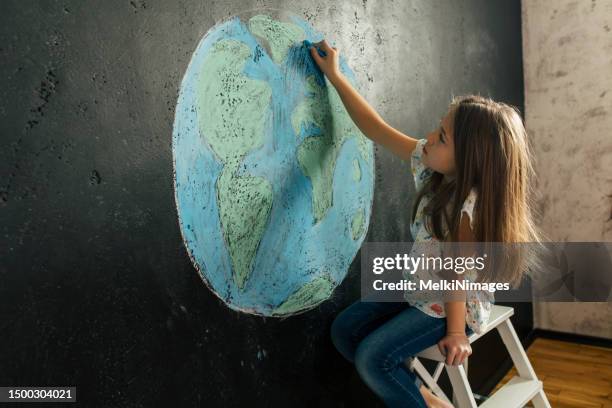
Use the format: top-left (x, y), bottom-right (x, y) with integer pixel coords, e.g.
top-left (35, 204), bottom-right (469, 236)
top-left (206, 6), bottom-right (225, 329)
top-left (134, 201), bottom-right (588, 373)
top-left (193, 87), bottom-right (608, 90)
top-left (0, 0), bottom-right (525, 406)
top-left (522, 0), bottom-right (612, 339)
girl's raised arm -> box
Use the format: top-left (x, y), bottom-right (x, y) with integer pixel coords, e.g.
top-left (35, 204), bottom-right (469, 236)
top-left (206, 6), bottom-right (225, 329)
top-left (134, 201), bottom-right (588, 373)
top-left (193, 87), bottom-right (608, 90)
top-left (309, 40), bottom-right (419, 161)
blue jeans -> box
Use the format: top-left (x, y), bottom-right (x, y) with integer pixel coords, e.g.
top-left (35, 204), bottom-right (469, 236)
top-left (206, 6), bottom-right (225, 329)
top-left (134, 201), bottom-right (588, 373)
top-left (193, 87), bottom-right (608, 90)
top-left (331, 300), bottom-right (471, 407)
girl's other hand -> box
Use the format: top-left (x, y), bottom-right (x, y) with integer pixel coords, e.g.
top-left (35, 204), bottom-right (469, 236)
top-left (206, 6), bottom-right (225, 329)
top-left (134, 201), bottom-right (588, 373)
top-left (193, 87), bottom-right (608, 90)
top-left (437, 333), bottom-right (472, 366)
top-left (309, 39), bottom-right (340, 81)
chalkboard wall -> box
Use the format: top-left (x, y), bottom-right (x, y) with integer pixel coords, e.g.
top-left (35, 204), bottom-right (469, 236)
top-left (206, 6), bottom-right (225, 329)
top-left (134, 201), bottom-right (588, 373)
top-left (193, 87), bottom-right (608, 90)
top-left (0, 1), bottom-right (529, 406)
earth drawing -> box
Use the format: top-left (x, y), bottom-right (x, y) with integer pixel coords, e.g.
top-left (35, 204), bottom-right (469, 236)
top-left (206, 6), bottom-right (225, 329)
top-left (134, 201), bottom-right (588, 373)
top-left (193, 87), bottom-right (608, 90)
top-left (172, 11), bottom-right (374, 316)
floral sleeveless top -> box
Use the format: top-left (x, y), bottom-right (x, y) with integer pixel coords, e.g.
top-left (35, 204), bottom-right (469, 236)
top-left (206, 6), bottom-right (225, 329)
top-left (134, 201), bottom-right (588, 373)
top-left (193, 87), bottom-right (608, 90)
top-left (403, 137), bottom-right (493, 334)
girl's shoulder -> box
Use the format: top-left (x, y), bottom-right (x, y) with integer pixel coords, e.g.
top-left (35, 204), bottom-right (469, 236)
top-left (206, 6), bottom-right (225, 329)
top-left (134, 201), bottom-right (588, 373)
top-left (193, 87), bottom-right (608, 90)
top-left (411, 138), bottom-right (434, 191)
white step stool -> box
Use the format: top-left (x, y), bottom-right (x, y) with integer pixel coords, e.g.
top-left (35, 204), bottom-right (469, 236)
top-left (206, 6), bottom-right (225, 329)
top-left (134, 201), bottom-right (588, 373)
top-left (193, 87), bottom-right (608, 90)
top-left (407, 305), bottom-right (551, 408)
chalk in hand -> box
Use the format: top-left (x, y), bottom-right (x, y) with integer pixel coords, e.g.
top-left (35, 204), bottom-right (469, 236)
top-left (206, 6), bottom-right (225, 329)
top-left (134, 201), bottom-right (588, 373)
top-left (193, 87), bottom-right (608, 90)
top-left (303, 40), bottom-right (327, 58)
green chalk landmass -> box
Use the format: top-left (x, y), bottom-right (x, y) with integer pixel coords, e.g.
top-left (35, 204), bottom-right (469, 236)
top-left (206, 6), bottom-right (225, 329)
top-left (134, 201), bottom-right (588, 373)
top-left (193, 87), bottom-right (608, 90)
top-left (216, 168), bottom-right (273, 289)
top-left (271, 275), bottom-right (335, 315)
top-left (196, 38), bottom-right (271, 163)
top-left (294, 75), bottom-right (371, 224)
top-left (351, 207), bottom-right (365, 240)
top-left (248, 15), bottom-right (306, 65)
top-left (196, 38), bottom-right (273, 289)
top-left (296, 135), bottom-right (335, 223)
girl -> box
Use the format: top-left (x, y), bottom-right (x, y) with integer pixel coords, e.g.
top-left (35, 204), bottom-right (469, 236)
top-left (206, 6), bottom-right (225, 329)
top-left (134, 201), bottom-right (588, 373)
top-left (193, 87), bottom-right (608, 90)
top-left (308, 40), bottom-right (544, 407)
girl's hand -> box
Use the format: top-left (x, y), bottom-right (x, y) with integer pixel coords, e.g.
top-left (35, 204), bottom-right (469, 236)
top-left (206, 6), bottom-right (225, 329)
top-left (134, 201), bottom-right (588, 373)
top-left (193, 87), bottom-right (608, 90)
top-left (437, 332), bottom-right (472, 366)
top-left (309, 39), bottom-right (340, 81)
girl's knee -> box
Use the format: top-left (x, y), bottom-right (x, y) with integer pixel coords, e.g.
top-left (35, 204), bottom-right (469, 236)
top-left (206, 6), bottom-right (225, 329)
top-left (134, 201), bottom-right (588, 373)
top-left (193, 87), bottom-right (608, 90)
top-left (353, 340), bottom-right (370, 372)
top-left (354, 337), bottom-right (390, 389)
top-left (354, 336), bottom-right (381, 373)
top-left (354, 331), bottom-right (413, 375)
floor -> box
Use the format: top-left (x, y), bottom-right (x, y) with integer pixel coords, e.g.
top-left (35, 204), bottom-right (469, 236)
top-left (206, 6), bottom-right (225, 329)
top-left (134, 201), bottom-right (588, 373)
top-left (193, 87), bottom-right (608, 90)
top-left (493, 337), bottom-right (612, 408)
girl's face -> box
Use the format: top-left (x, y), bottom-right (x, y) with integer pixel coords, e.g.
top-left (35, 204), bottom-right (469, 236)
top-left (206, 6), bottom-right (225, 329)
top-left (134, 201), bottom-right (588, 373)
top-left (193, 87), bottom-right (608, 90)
top-left (422, 110), bottom-right (456, 181)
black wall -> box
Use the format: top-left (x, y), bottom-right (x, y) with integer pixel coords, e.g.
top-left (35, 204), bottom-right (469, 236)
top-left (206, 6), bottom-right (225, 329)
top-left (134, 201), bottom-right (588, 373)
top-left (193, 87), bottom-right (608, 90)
top-left (1, 1), bottom-right (529, 406)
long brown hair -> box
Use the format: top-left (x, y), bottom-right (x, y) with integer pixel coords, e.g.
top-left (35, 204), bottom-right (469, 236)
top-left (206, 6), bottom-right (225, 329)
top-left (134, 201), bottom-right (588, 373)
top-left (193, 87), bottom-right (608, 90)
top-left (411, 94), bottom-right (548, 287)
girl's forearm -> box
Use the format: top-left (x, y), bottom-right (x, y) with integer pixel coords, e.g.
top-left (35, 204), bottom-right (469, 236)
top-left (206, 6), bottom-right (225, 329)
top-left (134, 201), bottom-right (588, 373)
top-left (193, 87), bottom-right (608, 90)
top-left (444, 295), bottom-right (467, 334)
top-left (328, 72), bottom-right (386, 143)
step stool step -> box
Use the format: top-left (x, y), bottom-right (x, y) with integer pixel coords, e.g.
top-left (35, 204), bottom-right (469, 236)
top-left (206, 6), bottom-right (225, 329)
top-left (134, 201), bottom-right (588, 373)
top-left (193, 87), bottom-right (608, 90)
top-left (479, 376), bottom-right (543, 408)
